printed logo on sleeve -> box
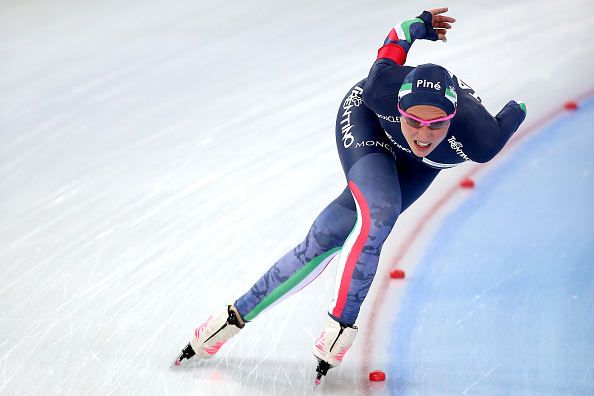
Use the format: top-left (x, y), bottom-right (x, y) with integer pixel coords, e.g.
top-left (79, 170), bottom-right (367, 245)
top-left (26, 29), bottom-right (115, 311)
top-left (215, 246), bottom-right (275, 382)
top-left (447, 136), bottom-right (471, 161)
top-left (376, 113), bottom-right (400, 123)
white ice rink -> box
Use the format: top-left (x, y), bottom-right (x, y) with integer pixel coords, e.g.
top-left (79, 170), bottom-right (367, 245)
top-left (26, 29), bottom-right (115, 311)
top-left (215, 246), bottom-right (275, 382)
top-left (1, 0), bottom-right (593, 394)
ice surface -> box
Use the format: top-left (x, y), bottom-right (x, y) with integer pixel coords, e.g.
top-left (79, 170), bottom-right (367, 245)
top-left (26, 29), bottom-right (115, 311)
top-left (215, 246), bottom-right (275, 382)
top-left (387, 98), bottom-right (594, 395)
top-left (1, 0), bottom-right (593, 394)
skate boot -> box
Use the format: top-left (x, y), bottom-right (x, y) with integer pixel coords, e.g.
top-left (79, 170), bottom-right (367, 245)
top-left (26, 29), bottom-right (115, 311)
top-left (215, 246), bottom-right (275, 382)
top-left (189, 305), bottom-right (245, 359)
top-left (173, 305), bottom-right (245, 366)
top-left (311, 318), bottom-right (358, 385)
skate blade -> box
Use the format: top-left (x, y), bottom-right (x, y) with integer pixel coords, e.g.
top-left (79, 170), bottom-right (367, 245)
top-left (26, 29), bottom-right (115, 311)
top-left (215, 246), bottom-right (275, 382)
top-left (313, 378), bottom-right (321, 391)
top-left (170, 343), bottom-right (196, 368)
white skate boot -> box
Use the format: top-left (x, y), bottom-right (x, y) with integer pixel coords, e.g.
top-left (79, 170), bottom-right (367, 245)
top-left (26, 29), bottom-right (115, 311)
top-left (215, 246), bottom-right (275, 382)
top-left (189, 305), bottom-right (245, 359)
top-left (311, 318), bottom-right (358, 385)
top-left (312, 318), bottom-right (358, 367)
top-left (173, 305), bottom-right (245, 366)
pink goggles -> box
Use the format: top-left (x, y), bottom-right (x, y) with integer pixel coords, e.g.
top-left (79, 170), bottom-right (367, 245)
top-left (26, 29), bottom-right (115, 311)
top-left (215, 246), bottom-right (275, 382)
top-left (397, 104), bottom-right (456, 130)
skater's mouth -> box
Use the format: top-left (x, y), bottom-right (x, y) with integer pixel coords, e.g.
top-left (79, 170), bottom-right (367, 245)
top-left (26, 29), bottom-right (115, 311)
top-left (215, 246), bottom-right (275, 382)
top-left (414, 140), bottom-right (432, 151)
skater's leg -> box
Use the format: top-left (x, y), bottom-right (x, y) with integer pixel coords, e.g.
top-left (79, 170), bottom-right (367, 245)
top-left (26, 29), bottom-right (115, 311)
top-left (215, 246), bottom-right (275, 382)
top-left (181, 190), bottom-right (357, 362)
top-left (327, 80), bottom-right (404, 325)
top-left (311, 152), bottom-right (400, 369)
top-left (234, 193), bottom-right (357, 321)
top-left (328, 153), bottom-right (401, 324)
top-left (312, 155), bottom-right (441, 369)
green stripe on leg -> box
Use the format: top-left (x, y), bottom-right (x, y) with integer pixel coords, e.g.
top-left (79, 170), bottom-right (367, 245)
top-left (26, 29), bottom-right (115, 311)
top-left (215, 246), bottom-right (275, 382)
top-left (243, 247), bottom-right (341, 321)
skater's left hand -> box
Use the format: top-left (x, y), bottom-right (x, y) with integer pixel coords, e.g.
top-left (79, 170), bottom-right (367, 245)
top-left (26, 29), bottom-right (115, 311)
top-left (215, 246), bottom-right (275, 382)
top-left (427, 7), bottom-right (456, 41)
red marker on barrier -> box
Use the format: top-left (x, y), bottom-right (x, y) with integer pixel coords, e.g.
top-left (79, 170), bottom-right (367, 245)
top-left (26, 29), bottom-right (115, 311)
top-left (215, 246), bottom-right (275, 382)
top-left (564, 101), bottom-right (578, 111)
top-left (460, 178), bottom-right (475, 188)
top-left (369, 370), bottom-right (386, 382)
top-left (390, 269), bottom-right (405, 279)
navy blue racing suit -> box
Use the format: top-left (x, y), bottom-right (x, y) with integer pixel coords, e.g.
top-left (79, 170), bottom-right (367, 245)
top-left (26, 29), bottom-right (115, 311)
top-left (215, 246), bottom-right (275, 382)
top-left (234, 11), bottom-right (526, 325)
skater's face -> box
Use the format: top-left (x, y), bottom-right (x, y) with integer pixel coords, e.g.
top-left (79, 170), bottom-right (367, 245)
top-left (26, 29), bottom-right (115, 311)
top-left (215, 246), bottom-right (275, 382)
top-left (399, 105), bottom-right (451, 157)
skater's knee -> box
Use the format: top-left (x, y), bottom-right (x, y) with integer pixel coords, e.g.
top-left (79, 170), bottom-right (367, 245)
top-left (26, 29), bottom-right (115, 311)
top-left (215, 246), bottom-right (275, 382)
top-left (348, 179), bottom-right (401, 231)
top-left (372, 199), bottom-right (400, 230)
top-left (304, 200), bottom-right (357, 253)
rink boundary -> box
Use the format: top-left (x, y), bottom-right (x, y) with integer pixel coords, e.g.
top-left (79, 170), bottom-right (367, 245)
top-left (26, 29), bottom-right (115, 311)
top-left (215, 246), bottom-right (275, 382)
top-left (360, 87), bottom-right (594, 386)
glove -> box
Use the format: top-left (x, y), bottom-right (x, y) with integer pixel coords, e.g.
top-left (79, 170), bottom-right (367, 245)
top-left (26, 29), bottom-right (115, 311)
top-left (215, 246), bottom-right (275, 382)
top-left (416, 10), bottom-right (439, 41)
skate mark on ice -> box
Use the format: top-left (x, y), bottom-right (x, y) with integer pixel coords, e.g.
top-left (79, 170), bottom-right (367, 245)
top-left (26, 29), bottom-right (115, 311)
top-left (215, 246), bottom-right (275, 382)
top-left (462, 358), bottom-right (507, 395)
top-left (569, 365), bottom-right (593, 396)
top-left (476, 267), bottom-right (523, 299)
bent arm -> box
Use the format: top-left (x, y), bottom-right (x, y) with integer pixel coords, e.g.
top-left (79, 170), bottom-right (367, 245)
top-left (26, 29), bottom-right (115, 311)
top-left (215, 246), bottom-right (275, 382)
top-left (376, 11), bottom-right (437, 66)
top-left (363, 11), bottom-right (445, 114)
top-left (462, 100), bottom-right (527, 163)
